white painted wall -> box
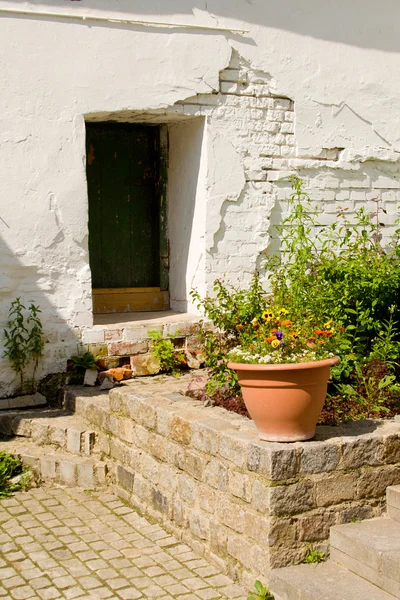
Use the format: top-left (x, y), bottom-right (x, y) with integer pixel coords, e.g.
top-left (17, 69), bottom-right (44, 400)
top-left (1, 0), bottom-right (400, 394)
top-left (168, 118), bottom-right (207, 313)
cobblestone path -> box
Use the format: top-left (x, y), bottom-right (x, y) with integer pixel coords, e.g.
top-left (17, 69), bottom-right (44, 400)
top-left (0, 487), bottom-right (246, 600)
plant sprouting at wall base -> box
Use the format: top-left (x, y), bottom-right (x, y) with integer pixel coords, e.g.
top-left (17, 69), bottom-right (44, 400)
top-left (247, 580), bottom-right (274, 600)
top-left (148, 329), bottom-right (185, 376)
top-left (3, 298), bottom-right (44, 394)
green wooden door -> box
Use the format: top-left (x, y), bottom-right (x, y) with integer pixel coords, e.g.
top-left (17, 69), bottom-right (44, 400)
top-left (86, 122), bottom-right (165, 291)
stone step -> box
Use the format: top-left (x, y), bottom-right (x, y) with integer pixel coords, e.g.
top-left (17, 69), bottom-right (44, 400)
top-left (0, 408), bottom-right (98, 457)
top-left (270, 561), bottom-right (397, 600)
top-left (0, 439), bottom-right (112, 490)
top-left (387, 485), bottom-right (400, 523)
top-left (330, 517), bottom-right (400, 598)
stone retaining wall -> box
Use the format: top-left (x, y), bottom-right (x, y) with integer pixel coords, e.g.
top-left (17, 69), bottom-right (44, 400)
top-left (66, 386), bottom-right (400, 588)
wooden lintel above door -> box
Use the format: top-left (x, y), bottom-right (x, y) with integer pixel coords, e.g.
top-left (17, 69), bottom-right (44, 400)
top-left (92, 287), bottom-right (170, 314)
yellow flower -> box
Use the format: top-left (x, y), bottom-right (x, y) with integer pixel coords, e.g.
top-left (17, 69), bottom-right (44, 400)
top-left (271, 339), bottom-right (280, 348)
top-left (324, 319), bottom-right (333, 329)
top-left (278, 308), bottom-right (289, 315)
top-left (262, 311), bottom-right (275, 322)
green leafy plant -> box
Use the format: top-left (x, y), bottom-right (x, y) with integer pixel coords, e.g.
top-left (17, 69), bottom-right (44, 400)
top-left (3, 298), bottom-right (44, 393)
top-left (191, 273), bottom-right (267, 398)
top-left (71, 351), bottom-right (98, 371)
top-left (303, 547), bottom-right (325, 564)
top-left (148, 329), bottom-right (185, 376)
top-left (247, 580), bottom-right (274, 600)
top-left (0, 451), bottom-right (31, 497)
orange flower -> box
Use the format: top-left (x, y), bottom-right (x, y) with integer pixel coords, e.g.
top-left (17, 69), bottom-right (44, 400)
top-left (323, 330), bottom-right (333, 338)
top-left (314, 329), bottom-right (324, 336)
top-left (282, 319), bottom-right (293, 327)
top-left (270, 329), bottom-right (278, 334)
top-left (236, 324), bottom-right (244, 331)
top-left (265, 336), bottom-right (276, 343)
top-left (319, 340), bottom-right (326, 345)
top-left (289, 331), bottom-right (299, 339)
top-left (308, 336), bottom-right (316, 342)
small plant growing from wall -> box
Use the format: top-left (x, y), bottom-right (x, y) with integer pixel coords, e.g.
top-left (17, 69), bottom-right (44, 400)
top-left (3, 298), bottom-right (44, 394)
top-left (247, 580), bottom-right (274, 600)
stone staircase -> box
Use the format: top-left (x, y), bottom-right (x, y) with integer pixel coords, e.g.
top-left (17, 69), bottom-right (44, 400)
top-left (271, 485), bottom-right (400, 600)
top-left (0, 407), bottom-right (112, 490)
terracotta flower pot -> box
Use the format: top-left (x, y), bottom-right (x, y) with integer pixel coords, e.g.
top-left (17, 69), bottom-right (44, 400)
top-left (228, 357), bottom-right (339, 442)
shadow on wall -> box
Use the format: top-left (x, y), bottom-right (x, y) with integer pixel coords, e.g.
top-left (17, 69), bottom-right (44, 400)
top-left (6, 0), bottom-right (400, 52)
top-left (0, 232), bottom-right (79, 398)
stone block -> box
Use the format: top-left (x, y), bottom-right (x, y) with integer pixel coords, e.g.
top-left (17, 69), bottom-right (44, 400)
top-left (298, 511), bottom-right (337, 541)
top-left (247, 443), bottom-right (300, 480)
top-left (158, 463), bottom-right (179, 493)
top-left (140, 454), bottom-right (159, 484)
top-left (104, 329), bottom-right (123, 342)
top-left (268, 517), bottom-right (297, 547)
top-left (316, 473), bottom-right (356, 507)
top-left (59, 460), bottom-right (76, 485)
top-left (169, 415), bottom-right (193, 445)
top-left (67, 428), bottom-right (82, 454)
top-left (269, 480), bottom-right (315, 516)
top-left (219, 430), bottom-right (256, 469)
top-left (204, 459), bottom-right (228, 491)
top-left (95, 462), bottom-right (108, 485)
top-left (340, 437), bottom-right (383, 469)
top-left (192, 419), bottom-right (226, 456)
top-left (83, 431), bottom-right (96, 456)
top-left (40, 456), bottom-right (56, 479)
top-left (189, 510), bottom-right (211, 541)
top-left (151, 485), bottom-right (169, 515)
top-left (117, 465), bottom-right (135, 491)
top-left (252, 479), bottom-right (270, 513)
top-left (31, 421), bottom-right (49, 445)
top-left (244, 511), bottom-right (270, 545)
top-left (96, 357), bottom-right (120, 370)
top-left (11, 418), bottom-right (32, 437)
top-left (126, 394), bottom-right (157, 429)
top-left (357, 466), bottom-right (400, 499)
top-left (183, 449), bottom-right (207, 481)
top-left (117, 418), bottom-right (136, 444)
top-left (87, 343), bottom-right (108, 357)
top-left (300, 443), bottom-right (340, 474)
top-left (83, 368), bottom-right (98, 386)
top-left (178, 474), bottom-right (197, 505)
top-left (216, 497), bottom-right (245, 534)
top-left (228, 470), bottom-right (252, 503)
top-left (196, 484), bottom-right (216, 514)
top-left (77, 463), bottom-right (94, 489)
top-left (49, 425), bottom-right (67, 448)
top-left (129, 354), bottom-right (161, 377)
top-left (108, 342), bottom-right (148, 356)
top-left (209, 520), bottom-right (228, 556)
top-left (227, 531), bottom-right (254, 569)
top-left (81, 329), bottom-right (105, 344)
top-left (383, 434), bottom-right (400, 464)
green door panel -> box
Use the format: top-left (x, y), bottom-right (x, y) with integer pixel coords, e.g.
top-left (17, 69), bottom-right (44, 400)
top-left (86, 122), bottom-right (164, 289)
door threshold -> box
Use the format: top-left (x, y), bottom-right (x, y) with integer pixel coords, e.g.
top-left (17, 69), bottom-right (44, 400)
top-left (93, 310), bottom-right (199, 327)
top-left (93, 288), bottom-right (169, 314)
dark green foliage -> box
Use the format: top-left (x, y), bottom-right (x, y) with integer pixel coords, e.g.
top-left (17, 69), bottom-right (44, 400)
top-left (0, 451), bottom-right (30, 497)
top-left (3, 298), bottom-right (44, 393)
top-left (71, 352), bottom-right (98, 371)
top-left (148, 329), bottom-right (185, 376)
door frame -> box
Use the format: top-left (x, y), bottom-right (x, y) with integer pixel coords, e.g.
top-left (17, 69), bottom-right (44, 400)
top-left (86, 121), bottom-right (169, 314)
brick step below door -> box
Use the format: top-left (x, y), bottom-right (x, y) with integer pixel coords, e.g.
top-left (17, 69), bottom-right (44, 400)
top-left (0, 438), bottom-right (111, 490)
top-left (0, 408), bottom-right (98, 457)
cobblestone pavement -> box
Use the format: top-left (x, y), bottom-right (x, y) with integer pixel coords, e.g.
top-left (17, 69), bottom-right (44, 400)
top-left (0, 487), bottom-right (246, 600)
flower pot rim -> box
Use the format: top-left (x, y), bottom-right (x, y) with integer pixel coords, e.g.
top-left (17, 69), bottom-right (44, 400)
top-left (227, 356), bottom-right (339, 371)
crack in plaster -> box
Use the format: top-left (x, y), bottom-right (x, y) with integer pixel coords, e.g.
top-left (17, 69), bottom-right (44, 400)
top-left (312, 99), bottom-right (392, 151)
